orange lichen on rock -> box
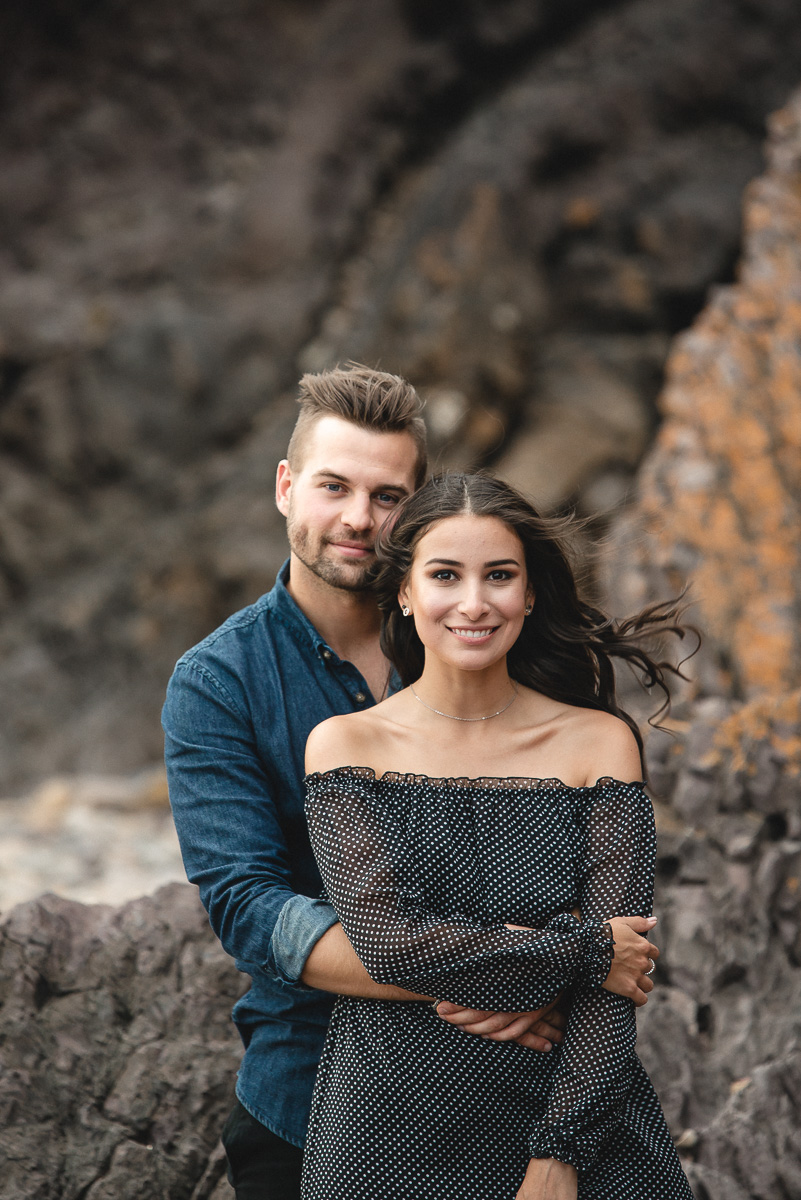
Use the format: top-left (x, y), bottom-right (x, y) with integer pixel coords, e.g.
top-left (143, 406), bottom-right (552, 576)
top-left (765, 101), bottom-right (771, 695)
top-left (714, 689), bottom-right (801, 777)
top-left (626, 90), bottom-right (801, 698)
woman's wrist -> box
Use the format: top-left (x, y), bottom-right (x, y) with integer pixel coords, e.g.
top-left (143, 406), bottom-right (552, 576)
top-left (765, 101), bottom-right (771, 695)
top-left (517, 1157), bottom-right (578, 1200)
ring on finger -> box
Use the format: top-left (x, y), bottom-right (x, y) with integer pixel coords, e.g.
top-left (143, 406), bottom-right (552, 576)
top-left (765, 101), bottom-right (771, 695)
top-left (645, 959), bottom-right (655, 976)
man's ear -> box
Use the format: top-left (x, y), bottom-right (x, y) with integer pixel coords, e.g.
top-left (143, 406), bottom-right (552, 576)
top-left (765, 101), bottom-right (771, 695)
top-left (276, 460), bottom-right (291, 516)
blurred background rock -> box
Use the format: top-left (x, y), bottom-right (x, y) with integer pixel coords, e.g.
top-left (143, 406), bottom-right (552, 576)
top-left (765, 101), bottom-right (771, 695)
top-left (3, 0), bottom-right (801, 791)
top-left (3, 2), bottom-right (801, 1198)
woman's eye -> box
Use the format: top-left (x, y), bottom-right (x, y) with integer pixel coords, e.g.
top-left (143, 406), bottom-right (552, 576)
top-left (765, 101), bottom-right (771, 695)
top-left (488, 570), bottom-right (512, 581)
top-left (432, 570), bottom-right (456, 581)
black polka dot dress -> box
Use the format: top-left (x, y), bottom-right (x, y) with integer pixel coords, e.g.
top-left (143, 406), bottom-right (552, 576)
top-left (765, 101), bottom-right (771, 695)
top-left (302, 768), bottom-right (694, 1200)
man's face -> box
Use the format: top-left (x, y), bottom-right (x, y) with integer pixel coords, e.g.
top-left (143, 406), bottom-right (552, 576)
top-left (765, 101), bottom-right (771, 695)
top-left (276, 414), bottom-right (419, 592)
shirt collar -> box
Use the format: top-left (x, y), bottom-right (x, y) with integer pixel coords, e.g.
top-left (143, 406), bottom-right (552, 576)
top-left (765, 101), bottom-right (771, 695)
top-left (270, 559), bottom-right (339, 662)
top-left (271, 559), bottom-right (402, 694)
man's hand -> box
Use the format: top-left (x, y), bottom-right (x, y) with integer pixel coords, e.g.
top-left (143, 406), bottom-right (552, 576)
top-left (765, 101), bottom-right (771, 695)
top-left (433, 999), bottom-right (566, 1052)
top-left (516, 1158), bottom-right (577, 1200)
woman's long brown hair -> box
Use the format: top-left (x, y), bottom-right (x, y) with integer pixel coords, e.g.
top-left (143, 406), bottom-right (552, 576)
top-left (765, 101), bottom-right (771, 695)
top-left (373, 472), bottom-right (694, 769)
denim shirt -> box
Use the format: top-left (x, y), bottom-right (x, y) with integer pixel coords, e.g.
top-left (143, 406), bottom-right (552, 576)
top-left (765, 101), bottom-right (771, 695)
top-left (162, 561), bottom-right (394, 1147)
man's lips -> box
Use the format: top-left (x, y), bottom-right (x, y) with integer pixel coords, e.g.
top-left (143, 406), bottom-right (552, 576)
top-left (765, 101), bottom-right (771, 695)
top-left (329, 540), bottom-right (374, 558)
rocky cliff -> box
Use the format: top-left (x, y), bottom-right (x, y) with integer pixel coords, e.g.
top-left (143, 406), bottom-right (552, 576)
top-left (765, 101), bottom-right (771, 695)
top-left (601, 86), bottom-right (801, 1200)
top-left (3, 0), bottom-right (801, 789)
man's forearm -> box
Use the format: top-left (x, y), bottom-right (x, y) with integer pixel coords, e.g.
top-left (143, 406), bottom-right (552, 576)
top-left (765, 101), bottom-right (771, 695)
top-left (303, 925), bottom-right (568, 1052)
top-left (301, 922), bottom-right (430, 1001)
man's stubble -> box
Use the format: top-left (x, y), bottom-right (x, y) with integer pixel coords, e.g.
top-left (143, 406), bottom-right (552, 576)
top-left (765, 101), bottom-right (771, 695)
top-left (286, 508), bottom-right (375, 594)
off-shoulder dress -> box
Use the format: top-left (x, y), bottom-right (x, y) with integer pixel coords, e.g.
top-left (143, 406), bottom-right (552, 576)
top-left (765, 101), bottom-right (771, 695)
top-left (301, 767), bottom-right (694, 1200)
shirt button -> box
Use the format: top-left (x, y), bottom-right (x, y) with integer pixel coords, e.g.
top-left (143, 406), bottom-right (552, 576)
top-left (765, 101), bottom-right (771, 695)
top-left (354, 692), bottom-right (366, 703)
top-left (322, 649), bottom-right (333, 660)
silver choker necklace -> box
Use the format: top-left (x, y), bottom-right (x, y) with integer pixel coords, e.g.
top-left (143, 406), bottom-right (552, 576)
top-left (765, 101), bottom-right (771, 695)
top-left (409, 681), bottom-right (519, 722)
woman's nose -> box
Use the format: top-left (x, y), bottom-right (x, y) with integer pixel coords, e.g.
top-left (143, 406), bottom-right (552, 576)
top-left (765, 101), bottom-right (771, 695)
top-left (457, 586), bottom-right (490, 619)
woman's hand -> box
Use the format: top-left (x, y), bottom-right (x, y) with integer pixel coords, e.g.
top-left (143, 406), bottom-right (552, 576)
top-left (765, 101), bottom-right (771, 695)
top-left (516, 1158), bottom-right (577, 1200)
top-left (604, 915), bottom-right (659, 1006)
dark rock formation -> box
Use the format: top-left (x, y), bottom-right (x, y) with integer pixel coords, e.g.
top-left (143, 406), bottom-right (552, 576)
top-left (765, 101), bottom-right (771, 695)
top-left (3, 0), bottom-right (801, 789)
top-left (637, 706), bottom-right (801, 1200)
top-left (0, 884), bottom-right (243, 1200)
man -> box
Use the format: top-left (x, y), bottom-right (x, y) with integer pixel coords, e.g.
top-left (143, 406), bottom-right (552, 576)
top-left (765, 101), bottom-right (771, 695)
top-left (163, 365), bottom-right (565, 1200)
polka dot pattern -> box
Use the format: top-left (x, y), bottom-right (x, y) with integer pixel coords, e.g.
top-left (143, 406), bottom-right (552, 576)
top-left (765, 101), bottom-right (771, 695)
top-left (302, 768), bottom-right (694, 1199)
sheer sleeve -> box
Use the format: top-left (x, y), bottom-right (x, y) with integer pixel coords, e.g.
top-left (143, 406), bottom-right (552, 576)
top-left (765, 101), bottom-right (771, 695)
top-left (305, 768), bottom-right (614, 1011)
top-left (529, 778), bottom-right (655, 1172)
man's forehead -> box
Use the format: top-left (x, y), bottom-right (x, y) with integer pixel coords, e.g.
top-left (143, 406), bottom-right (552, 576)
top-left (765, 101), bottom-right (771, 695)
top-left (300, 417), bottom-right (418, 485)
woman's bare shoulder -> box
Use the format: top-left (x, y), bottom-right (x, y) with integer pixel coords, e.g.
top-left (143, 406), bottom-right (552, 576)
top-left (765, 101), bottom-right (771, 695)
top-left (305, 708), bottom-right (386, 774)
top-left (562, 706), bottom-right (643, 785)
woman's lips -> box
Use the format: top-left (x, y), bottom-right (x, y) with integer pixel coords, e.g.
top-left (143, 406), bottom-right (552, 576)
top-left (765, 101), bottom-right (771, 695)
top-left (447, 626), bottom-right (498, 643)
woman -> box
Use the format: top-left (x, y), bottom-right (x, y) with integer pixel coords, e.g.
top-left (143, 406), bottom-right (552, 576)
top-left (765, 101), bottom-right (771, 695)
top-left (302, 473), bottom-right (694, 1200)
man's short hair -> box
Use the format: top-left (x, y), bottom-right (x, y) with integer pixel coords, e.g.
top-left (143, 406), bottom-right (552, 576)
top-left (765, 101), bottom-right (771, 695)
top-left (287, 363), bottom-right (427, 487)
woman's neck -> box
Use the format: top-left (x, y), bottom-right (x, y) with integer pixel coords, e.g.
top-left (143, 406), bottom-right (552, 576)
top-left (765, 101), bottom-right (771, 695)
top-left (411, 659), bottom-right (516, 721)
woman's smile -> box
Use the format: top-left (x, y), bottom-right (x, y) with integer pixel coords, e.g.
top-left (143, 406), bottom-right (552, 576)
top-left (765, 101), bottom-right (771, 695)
top-left (447, 625), bottom-right (498, 644)
top-left (399, 514), bottom-right (532, 671)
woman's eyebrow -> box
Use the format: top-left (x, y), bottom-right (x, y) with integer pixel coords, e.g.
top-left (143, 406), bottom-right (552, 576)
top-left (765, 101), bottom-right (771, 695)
top-left (423, 558), bottom-right (521, 567)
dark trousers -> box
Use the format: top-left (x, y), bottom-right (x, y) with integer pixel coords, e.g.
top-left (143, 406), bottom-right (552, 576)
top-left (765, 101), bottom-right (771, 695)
top-left (221, 1099), bottom-right (304, 1200)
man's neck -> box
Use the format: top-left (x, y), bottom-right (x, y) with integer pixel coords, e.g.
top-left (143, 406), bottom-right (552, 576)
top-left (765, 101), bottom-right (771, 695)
top-left (285, 554), bottom-right (382, 662)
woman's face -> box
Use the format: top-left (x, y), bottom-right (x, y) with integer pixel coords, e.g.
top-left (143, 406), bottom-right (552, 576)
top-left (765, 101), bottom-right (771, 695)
top-left (398, 514), bottom-right (532, 671)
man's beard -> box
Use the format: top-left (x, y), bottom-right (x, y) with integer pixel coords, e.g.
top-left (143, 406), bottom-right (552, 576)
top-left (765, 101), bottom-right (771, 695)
top-left (287, 516), bottom-right (375, 593)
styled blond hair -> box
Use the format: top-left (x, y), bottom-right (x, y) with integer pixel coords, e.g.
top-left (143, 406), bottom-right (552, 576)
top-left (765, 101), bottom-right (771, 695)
top-left (287, 364), bottom-right (427, 487)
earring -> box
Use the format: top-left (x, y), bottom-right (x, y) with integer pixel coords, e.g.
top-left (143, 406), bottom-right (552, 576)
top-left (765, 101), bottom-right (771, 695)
top-left (401, 605), bottom-right (411, 617)
top-left (524, 604), bottom-right (533, 616)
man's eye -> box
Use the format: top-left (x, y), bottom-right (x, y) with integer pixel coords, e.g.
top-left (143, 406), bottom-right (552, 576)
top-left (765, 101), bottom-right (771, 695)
top-left (375, 493), bottom-right (400, 505)
top-left (323, 483), bottom-right (343, 493)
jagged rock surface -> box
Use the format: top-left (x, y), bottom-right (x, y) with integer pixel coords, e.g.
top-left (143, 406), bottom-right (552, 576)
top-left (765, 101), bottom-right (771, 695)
top-left (0, 884), bottom-right (243, 1200)
top-left (636, 706), bottom-right (801, 1200)
top-left (3, 0), bottom-right (801, 789)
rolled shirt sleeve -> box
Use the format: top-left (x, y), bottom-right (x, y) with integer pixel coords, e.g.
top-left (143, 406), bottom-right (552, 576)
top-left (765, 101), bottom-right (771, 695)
top-left (164, 656), bottom-right (335, 986)
top-left (267, 893), bottom-right (339, 985)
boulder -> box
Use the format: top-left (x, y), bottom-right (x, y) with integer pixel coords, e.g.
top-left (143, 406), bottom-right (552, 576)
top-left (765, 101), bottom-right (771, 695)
top-left (0, 884), bottom-right (244, 1200)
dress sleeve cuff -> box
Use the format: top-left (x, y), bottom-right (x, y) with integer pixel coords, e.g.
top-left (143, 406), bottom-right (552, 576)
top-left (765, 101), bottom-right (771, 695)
top-left (263, 894), bottom-right (339, 987)
top-left (546, 911), bottom-right (615, 988)
top-left (528, 1131), bottom-right (600, 1173)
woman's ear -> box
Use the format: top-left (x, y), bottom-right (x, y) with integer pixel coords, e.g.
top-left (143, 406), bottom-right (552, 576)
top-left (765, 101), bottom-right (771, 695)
top-left (524, 587), bottom-right (535, 616)
top-left (398, 587), bottom-right (411, 616)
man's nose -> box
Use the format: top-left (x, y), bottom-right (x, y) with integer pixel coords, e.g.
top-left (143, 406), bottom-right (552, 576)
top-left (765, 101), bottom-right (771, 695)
top-left (341, 493), bottom-right (374, 532)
